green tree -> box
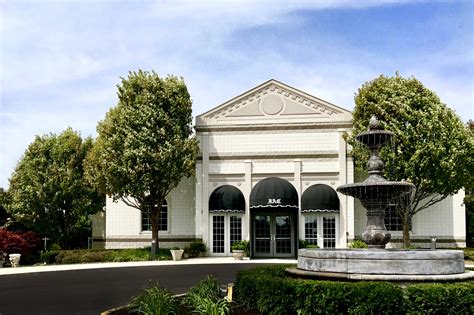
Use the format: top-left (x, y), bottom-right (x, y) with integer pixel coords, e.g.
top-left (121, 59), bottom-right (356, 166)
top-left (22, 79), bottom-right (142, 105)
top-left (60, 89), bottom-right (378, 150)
top-left (85, 70), bottom-right (199, 248)
top-left (464, 120), bottom-right (474, 246)
top-left (347, 74), bottom-right (474, 247)
top-left (7, 128), bottom-right (104, 248)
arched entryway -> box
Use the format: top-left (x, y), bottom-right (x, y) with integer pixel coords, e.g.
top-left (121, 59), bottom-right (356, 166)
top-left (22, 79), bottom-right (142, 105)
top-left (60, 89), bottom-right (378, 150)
top-left (301, 184), bottom-right (340, 248)
top-left (208, 185), bottom-right (245, 256)
top-left (250, 177), bottom-right (298, 258)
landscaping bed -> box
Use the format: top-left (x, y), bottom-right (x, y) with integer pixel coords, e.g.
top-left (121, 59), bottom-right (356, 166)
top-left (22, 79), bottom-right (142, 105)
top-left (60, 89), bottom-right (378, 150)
top-left (234, 265), bottom-right (474, 314)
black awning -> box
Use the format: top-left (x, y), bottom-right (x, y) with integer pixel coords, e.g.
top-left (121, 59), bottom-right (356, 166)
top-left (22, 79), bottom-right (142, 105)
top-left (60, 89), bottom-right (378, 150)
top-left (209, 185), bottom-right (245, 213)
top-left (250, 177), bottom-right (298, 209)
top-left (301, 184), bottom-right (340, 213)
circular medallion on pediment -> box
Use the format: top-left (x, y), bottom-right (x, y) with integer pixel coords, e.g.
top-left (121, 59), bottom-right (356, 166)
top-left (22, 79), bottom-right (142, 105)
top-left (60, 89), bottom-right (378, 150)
top-left (261, 94), bottom-right (284, 115)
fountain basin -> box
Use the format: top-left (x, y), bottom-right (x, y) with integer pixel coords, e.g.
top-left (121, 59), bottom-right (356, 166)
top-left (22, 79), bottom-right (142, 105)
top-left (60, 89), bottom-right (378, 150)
top-left (296, 249), bottom-right (465, 275)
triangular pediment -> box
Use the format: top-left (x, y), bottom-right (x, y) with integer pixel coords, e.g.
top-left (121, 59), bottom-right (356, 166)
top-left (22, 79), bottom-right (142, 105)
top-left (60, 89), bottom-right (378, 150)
top-left (196, 79), bottom-right (351, 127)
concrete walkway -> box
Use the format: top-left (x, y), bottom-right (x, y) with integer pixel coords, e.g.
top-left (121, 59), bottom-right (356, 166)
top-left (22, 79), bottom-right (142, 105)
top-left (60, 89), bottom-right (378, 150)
top-left (0, 256), bottom-right (297, 276)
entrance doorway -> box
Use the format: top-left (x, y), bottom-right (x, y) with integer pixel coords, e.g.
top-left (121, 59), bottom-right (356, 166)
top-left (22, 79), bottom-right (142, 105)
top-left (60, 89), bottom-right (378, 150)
top-left (249, 177), bottom-right (299, 258)
top-left (252, 212), bottom-right (296, 258)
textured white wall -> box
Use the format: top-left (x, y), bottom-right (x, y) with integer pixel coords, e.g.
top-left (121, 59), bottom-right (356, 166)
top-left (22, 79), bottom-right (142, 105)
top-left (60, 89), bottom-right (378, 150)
top-left (105, 177), bottom-right (196, 249)
top-left (353, 193), bottom-right (466, 247)
top-left (208, 131), bottom-right (338, 155)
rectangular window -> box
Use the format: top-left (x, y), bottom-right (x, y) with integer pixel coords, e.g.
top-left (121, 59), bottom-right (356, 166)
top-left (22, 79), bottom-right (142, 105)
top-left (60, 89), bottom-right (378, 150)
top-left (142, 202), bottom-right (168, 232)
top-left (229, 216), bottom-right (242, 251)
top-left (304, 215), bottom-right (318, 246)
top-left (323, 217), bottom-right (336, 248)
top-left (384, 205), bottom-right (403, 231)
top-left (212, 215), bottom-right (225, 253)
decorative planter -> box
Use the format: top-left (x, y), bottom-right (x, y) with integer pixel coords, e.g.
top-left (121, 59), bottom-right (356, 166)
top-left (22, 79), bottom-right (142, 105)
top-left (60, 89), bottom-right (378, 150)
top-left (170, 249), bottom-right (184, 261)
top-left (9, 253), bottom-right (21, 267)
top-left (232, 250), bottom-right (245, 260)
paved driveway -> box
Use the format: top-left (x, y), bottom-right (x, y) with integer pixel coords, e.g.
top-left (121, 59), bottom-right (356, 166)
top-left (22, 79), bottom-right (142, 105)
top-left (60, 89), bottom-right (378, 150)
top-left (0, 263), bottom-right (268, 315)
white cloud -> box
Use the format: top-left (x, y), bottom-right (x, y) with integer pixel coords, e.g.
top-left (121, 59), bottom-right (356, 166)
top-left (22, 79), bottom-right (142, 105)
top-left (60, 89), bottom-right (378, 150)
top-left (0, 0), bottom-right (471, 189)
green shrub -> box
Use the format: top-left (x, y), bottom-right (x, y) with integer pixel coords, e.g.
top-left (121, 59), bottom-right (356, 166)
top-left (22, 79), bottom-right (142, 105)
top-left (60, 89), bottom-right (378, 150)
top-left (52, 248), bottom-right (171, 264)
top-left (404, 282), bottom-right (474, 314)
top-left (299, 240), bottom-right (319, 249)
top-left (187, 240), bottom-right (207, 257)
top-left (130, 285), bottom-right (177, 315)
top-left (463, 248), bottom-right (474, 261)
top-left (349, 239), bottom-right (368, 249)
top-left (230, 240), bottom-right (248, 251)
top-left (234, 265), bottom-right (295, 314)
top-left (40, 251), bottom-right (60, 264)
top-left (183, 275), bottom-right (221, 307)
top-left (235, 266), bottom-right (474, 315)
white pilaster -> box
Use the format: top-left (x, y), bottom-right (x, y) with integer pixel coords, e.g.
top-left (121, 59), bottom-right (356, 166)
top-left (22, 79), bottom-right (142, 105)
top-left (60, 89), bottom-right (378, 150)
top-left (243, 160), bottom-right (253, 241)
top-left (338, 130), bottom-right (348, 247)
top-left (201, 134), bottom-right (210, 245)
top-left (294, 159), bottom-right (304, 240)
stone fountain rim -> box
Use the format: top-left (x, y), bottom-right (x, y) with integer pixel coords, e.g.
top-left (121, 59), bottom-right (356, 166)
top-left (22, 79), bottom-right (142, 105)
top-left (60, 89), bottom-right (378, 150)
top-left (356, 129), bottom-right (394, 137)
top-left (298, 248), bottom-right (464, 260)
top-left (337, 181), bottom-right (415, 190)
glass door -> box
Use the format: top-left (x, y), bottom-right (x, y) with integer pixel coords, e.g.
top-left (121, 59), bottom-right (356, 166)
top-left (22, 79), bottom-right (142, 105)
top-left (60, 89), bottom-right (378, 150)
top-left (254, 215), bottom-right (272, 257)
top-left (275, 215), bottom-right (292, 255)
top-left (252, 213), bottom-right (295, 258)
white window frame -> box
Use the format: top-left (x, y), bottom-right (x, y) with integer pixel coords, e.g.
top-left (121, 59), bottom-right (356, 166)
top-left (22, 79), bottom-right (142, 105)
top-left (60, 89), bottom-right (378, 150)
top-left (209, 213), bottom-right (243, 256)
top-left (140, 201), bottom-right (170, 234)
top-left (304, 213), bottom-right (339, 249)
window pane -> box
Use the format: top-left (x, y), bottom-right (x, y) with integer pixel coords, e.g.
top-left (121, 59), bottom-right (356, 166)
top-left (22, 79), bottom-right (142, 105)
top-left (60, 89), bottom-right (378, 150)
top-left (323, 217), bottom-right (336, 248)
top-left (384, 204), bottom-right (403, 231)
top-left (141, 200), bottom-right (168, 232)
top-left (229, 216), bottom-right (242, 251)
top-left (158, 203), bottom-right (168, 231)
top-left (304, 214), bottom-right (318, 245)
top-left (213, 216), bottom-right (225, 253)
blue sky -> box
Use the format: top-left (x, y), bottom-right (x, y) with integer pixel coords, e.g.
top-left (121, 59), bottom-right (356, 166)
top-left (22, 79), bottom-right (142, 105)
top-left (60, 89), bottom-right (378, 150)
top-left (1, 0), bottom-right (473, 189)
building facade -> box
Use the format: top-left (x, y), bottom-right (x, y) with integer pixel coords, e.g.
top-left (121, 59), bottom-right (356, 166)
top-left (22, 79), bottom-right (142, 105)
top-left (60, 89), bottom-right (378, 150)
top-left (94, 80), bottom-right (466, 255)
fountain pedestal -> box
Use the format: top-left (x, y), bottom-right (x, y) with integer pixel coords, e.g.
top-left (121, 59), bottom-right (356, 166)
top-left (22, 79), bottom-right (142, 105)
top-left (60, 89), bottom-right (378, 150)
top-left (288, 117), bottom-right (474, 282)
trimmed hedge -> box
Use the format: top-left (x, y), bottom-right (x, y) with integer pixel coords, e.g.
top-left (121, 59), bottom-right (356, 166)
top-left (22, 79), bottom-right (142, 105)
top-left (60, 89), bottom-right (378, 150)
top-left (44, 248), bottom-right (172, 264)
top-left (235, 265), bottom-right (474, 315)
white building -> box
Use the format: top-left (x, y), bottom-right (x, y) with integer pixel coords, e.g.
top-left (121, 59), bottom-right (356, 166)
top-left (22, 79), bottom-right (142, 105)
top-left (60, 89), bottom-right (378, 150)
top-left (93, 80), bottom-right (466, 257)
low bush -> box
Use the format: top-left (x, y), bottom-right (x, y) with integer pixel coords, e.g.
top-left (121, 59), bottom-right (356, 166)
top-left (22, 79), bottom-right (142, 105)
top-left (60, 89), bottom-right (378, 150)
top-left (40, 251), bottom-right (60, 264)
top-left (130, 285), bottom-right (177, 315)
top-left (349, 239), bottom-right (368, 249)
top-left (463, 247), bottom-right (474, 261)
top-left (404, 282), bottom-right (474, 314)
top-left (299, 240), bottom-right (319, 249)
top-left (48, 248), bottom-right (172, 264)
top-left (186, 240), bottom-right (208, 257)
top-left (235, 265), bottom-right (474, 315)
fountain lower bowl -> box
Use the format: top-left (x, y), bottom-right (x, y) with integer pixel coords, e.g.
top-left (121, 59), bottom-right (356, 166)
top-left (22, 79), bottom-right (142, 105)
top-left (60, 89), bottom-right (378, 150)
top-left (286, 249), bottom-right (474, 282)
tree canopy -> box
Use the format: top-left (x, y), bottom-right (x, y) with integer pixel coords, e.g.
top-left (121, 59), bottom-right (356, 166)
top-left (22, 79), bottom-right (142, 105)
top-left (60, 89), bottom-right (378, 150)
top-left (347, 74), bottom-right (474, 246)
top-left (85, 70), bottom-right (199, 248)
top-left (7, 128), bottom-right (104, 248)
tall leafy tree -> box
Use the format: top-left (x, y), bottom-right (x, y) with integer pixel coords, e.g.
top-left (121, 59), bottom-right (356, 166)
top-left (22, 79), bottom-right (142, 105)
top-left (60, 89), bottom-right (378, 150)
top-left (7, 128), bottom-right (104, 248)
top-left (85, 70), bottom-right (199, 248)
top-left (347, 74), bottom-right (474, 247)
top-left (464, 120), bottom-right (474, 246)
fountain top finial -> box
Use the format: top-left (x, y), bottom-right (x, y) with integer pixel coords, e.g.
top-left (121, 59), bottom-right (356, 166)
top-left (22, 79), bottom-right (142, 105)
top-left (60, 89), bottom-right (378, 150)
top-left (369, 116), bottom-right (383, 131)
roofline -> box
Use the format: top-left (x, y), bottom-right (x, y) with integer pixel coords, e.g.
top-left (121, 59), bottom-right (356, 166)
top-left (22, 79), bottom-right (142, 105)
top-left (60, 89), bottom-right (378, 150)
top-left (195, 79), bottom-right (352, 120)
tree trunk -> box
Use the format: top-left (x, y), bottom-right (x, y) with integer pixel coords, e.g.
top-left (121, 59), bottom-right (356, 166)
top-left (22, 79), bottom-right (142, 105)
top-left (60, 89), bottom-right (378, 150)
top-left (150, 209), bottom-right (160, 249)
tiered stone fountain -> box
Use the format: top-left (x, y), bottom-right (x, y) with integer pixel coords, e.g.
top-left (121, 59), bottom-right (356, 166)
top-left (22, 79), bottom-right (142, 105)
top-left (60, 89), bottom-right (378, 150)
top-left (288, 117), bottom-right (473, 281)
